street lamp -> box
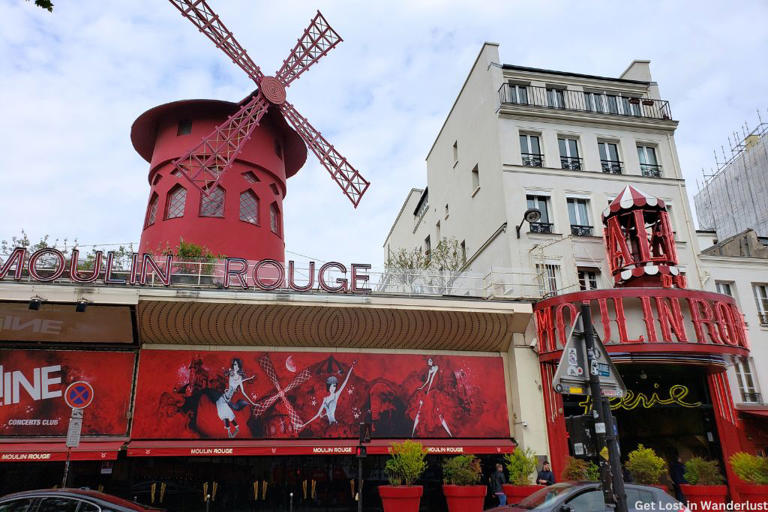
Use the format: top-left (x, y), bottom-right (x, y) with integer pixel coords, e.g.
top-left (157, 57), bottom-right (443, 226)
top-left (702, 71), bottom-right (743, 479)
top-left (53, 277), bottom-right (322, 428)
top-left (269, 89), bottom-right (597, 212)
top-left (516, 208), bottom-right (542, 238)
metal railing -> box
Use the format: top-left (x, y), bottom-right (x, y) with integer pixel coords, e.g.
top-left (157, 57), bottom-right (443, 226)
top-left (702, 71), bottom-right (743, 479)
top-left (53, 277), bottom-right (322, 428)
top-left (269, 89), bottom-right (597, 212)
top-left (560, 156), bottom-right (583, 171)
top-left (741, 391), bottom-right (763, 404)
top-left (499, 83), bottom-right (673, 120)
top-left (640, 163), bottom-right (663, 177)
top-left (601, 160), bottom-right (623, 174)
top-left (570, 225), bottom-right (594, 237)
top-left (521, 153), bottom-right (544, 167)
top-left (529, 222), bottom-right (554, 234)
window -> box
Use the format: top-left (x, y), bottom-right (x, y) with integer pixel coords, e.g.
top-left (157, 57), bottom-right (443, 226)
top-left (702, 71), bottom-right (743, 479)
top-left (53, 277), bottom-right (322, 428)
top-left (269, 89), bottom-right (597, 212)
top-left (460, 240), bottom-right (466, 263)
top-left (716, 281), bottom-right (734, 297)
top-left (734, 357), bottom-right (760, 403)
top-left (239, 190), bottom-right (259, 224)
top-left (199, 186), bottom-right (225, 217)
top-left (37, 498), bottom-right (80, 512)
top-left (471, 165), bottom-right (480, 192)
top-left (165, 185), bottom-right (187, 219)
top-left (536, 264), bottom-right (560, 297)
top-left (242, 171), bottom-right (260, 184)
top-left (452, 141), bottom-right (458, 166)
top-left (177, 119), bottom-right (192, 135)
top-left (270, 203), bottom-right (280, 235)
top-left (424, 235), bottom-right (431, 259)
top-left (546, 87), bottom-right (565, 109)
top-left (170, 169), bottom-right (182, 177)
top-left (598, 141), bottom-right (622, 174)
top-left (520, 134), bottom-right (543, 167)
top-left (79, 504), bottom-right (100, 512)
top-left (625, 488), bottom-right (657, 508)
top-left (145, 193), bottom-right (159, 227)
top-left (152, 174), bottom-right (163, 185)
top-left (578, 268), bottom-right (600, 290)
top-left (566, 490), bottom-right (606, 512)
top-left (507, 83), bottom-right (529, 104)
top-left (567, 198), bottom-right (592, 236)
top-left (526, 195), bottom-right (552, 233)
top-left (637, 145), bottom-right (662, 177)
top-left (752, 283), bottom-right (768, 325)
top-left (558, 137), bottom-right (581, 170)
top-left (0, 499), bottom-right (34, 512)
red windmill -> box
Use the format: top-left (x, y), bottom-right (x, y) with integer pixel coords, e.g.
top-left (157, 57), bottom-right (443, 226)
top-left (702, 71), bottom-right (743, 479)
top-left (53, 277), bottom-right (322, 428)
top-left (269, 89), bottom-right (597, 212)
top-left (132, 1), bottom-right (369, 262)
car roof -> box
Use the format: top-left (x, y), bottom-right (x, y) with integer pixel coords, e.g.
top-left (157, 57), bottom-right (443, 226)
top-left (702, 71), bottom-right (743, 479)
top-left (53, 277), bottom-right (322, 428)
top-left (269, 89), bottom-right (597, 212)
top-left (0, 489), bottom-right (162, 511)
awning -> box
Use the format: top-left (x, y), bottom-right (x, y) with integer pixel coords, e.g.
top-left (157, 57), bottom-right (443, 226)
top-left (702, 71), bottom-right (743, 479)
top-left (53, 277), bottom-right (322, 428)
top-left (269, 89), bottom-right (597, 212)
top-left (0, 440), bottom-right (124, 462)
top-left (126, 439), bottom-right (515, 457)
top-left (737, 408), bottom-right (768, 419)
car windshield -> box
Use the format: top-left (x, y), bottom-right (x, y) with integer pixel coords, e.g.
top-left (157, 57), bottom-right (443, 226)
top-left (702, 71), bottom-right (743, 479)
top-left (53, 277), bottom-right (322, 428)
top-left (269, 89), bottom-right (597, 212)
top-left (516, 483), bottom-right (578, 510)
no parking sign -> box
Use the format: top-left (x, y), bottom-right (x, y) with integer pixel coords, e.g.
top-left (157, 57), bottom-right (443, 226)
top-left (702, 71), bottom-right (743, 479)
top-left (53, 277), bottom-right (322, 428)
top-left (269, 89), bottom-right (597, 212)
top-left (64, 381), bottom-right (94, 409)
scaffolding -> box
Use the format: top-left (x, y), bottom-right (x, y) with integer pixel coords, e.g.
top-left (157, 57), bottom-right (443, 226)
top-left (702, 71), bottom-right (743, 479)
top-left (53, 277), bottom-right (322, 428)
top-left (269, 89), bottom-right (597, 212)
top-left (695, 110), bottom-right (768, 240)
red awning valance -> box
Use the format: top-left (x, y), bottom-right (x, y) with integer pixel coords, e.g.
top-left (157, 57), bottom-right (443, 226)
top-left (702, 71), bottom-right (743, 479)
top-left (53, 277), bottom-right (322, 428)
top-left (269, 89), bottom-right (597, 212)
top-left (126, 439), bottom-right (515, 458)
top-left (0, 440), bottom-right (124, 462)
top-left (738, 408), bottom-right (768, 419)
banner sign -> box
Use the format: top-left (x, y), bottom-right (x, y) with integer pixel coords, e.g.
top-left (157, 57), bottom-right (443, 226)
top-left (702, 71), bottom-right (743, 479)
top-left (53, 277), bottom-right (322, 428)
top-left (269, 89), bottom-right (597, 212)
top-left (0, 350), bottom-right (134, 436)
top-left (132, 350), bottom-right (509, 440)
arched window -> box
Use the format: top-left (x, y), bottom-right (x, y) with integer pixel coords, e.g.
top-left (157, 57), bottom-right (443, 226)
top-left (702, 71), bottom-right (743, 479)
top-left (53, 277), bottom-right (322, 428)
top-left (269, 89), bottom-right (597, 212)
top-left (270, 202), bottom-right (280, 235)
top-left (145, 193), bottom-right (159, 227)
top-left (239, 190), bottom-right (259, 225)
top-left (166, 185), bottom-right (187, 219)
top-left (242, 171), bottom-right (260, 184)
top-left (200, 186), bottom-right (225, 217)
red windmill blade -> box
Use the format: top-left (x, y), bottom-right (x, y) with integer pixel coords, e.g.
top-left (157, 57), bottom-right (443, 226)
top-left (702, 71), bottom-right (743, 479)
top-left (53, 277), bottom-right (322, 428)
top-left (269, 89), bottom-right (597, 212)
top-left (166, 0), bottom-right (370, 207)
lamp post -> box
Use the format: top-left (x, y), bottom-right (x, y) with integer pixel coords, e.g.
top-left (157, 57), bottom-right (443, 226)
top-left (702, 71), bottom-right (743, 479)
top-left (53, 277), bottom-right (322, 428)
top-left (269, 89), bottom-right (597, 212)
top-left (515, 208), bottom-right (542, 238)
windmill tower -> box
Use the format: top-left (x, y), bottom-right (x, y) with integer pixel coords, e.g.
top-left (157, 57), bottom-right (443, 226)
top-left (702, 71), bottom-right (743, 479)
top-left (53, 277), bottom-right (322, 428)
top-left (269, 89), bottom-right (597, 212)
top-left (132, 2), bottom-right (370, 261)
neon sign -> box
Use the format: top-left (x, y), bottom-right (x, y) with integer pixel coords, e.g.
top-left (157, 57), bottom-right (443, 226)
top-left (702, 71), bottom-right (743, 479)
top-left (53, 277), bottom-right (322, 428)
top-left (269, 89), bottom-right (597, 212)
top-left (579, 383), bottom-right (702, 414)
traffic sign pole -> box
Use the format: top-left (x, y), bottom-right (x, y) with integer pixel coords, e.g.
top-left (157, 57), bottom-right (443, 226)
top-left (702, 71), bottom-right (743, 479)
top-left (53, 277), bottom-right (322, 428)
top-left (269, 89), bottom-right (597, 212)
top-left (581, 303), bottom-right (627, 512)
top-left (61, 382), bottom-right (92, 489)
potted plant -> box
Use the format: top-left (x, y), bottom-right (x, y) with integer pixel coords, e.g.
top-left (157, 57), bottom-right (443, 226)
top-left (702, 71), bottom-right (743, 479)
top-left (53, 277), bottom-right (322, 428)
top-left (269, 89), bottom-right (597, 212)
top-left (626, 445), bottom-right (668, 491)
top-left (442, 455), bottom-right (485, 512)
top-left (561, 457), bottom-right (600, 481)
top-left (680, 457), bottom-right (727, 507)
top-left (502, 447), bottom-right (543, 502)
top-left (730, 452), bottom-right (768, 503)
top-left (379, 440), bottom-right (427, 512)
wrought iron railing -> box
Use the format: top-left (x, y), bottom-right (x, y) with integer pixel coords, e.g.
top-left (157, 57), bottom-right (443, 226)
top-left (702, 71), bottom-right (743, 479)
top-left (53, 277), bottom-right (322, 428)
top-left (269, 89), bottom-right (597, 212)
top-left (601, 160), bottom-right (623, 174)
top-left (570, 225), bottom-right (594, 237)
top-left (499, 84), bottom-right (673, 120)
top-left (560, 156), bottom-right (583, 171)
top-left (741, 391), bottom-right (763, 404)
top-left (521, 153), bottom-right (544, 167)
top-left (529, 222), bottom-right (554, 234)
top-left (640, 163), bottom-right (663, 177)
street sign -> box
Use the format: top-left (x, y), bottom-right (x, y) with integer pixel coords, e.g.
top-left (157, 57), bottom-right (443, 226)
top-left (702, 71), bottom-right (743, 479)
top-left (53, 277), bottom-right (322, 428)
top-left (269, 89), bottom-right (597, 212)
top-left (552, 314), bottom-right (627, 397)
top-left (64, 381), bottom-right (94, 409)
top-left (66, 409), bottom-right (83, 448)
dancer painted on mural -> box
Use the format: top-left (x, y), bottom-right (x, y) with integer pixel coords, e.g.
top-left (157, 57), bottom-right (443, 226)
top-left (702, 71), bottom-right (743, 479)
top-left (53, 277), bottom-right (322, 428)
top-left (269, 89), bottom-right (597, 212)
top-left (206, 358), bottom-right (258, 438)
top-left (302, 361), bottom-right (357, 428)
top-left (409, 357), bottom-right (453, 437)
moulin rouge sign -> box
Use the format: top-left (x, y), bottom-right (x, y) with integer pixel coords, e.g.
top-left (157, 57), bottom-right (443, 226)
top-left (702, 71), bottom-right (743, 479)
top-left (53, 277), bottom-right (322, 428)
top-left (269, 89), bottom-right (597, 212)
top-left (0, 248), bottom-right (372, 294)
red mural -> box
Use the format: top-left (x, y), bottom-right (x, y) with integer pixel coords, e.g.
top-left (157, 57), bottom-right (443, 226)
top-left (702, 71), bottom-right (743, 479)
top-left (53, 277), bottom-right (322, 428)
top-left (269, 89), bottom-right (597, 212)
top-left (132, 350), bottom-right (509, 440)
top-left (0, 350), bottom-right (134, 436)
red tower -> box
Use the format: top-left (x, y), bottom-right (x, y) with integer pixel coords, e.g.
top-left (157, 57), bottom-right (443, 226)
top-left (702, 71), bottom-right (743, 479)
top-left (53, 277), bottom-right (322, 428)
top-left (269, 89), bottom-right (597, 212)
top-left (133, 2), bottom-right (370, 261)
top-left (601, 185), bottom-right (683, 288)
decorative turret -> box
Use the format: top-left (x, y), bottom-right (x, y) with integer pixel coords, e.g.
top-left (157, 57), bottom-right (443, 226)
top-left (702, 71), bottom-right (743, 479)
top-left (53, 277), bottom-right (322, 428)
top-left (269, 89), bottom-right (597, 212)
top-left (601, 185), bottom-right (684, 288)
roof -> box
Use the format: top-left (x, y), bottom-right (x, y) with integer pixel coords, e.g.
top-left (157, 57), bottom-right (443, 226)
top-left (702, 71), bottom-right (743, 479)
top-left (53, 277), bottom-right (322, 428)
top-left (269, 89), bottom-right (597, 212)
top-left (602, 185), bottom-right (665, 219)
top-left (502, 64), bottom-right (650, 85)
top-left (382, 188), bottom-right (424, 246)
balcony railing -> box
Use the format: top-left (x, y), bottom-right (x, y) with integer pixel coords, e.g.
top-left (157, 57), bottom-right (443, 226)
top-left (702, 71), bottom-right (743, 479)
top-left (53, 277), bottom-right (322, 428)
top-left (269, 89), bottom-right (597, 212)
top-left (560, 156), bottom-right (583, 171)
top-left (530, 222), bottom-right (554, 234)
top-left (521, 153), bottom-right (544, 167)
top-left (741, 391), bottom-right (763, 404)
top-left (499, 84), bottom-right (673, 121)
top-left (758, 312), bottom-right (768, 326)
top-left (601, 160), bottom-right (623, 174)
top-left (570, 224), bottom-right (594, 237)
top-left (640, 163), bottom-right (663, 177)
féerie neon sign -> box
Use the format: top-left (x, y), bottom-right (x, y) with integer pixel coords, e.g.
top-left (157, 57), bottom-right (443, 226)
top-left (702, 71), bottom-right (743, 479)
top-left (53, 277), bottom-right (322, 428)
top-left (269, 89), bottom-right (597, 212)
top-left (579, 383), bottom-right (702, 414)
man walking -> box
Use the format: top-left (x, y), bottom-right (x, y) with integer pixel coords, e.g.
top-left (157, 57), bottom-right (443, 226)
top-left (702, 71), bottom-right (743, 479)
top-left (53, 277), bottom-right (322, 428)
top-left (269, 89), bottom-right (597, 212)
top-left (536, 461), bottom-right (555, 486)
top-left (491, 462), bottom-right (507, 506)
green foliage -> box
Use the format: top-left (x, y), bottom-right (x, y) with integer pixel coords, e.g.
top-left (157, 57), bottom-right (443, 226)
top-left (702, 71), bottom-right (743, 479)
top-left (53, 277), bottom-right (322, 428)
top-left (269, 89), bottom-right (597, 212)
top-left (683, 457), bottom-right (724, 485)
top-left (730, 452), bottom-right (768, 485)
top-left (504, 448), bottom-right (538, 485)
top-left (561, 457), bottom-right (599, 482)
top-left (26, 0), bottom-right (53, 12)
top-left (442, 455), bottom-right (482, 486)
top-left (385, 237), bottom-right (466, 293)
top-left (385, 440), bottom-right (428, 486)
top-left (626, 445), bottom-right (667, 485)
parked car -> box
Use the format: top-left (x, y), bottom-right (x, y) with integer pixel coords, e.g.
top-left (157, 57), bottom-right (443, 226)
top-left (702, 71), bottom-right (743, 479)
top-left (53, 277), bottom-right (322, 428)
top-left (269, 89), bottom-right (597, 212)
top-left (486, 481), bottom-right (690, 512)
top-left (0, 489), bottom-right (163, 512)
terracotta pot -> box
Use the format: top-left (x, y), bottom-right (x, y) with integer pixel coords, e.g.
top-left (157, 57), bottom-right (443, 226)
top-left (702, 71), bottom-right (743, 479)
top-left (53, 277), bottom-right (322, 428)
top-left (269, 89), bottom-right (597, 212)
top-left (443, 485), bottom-right (486, 512)
top-left (680, 484), bottom-right (728, 507)
top-left (502, 484), bottom-right (545, 503)
top-left (379, 485), bottom-right (423, 512)
top-left (736, 483), bottom-right (768, 504)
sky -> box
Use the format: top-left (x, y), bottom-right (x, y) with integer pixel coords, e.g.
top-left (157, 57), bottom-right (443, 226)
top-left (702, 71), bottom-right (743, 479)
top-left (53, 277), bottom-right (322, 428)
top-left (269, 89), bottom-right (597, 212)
top-left (1, 0), bottom-right (767, 268)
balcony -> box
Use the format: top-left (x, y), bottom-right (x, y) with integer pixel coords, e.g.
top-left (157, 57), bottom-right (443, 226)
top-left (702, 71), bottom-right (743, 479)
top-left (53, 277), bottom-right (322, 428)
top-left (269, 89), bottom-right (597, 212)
top-left (570, 224), bottom-right (594, 237)
top-left (499, 84), bottom-right (673, 121)
top-left (640, 163), bottom-right (663, 178)
top-left (741, 391), bottom-right (763, 404)
top-left (529, 222), bottom-right (553, 234)
top-left (560, 156), bottom-right (583, 171)
top-left (521, 153), bottom-right (544, 167)
top-left (601, 160), bottom-right (623, 174)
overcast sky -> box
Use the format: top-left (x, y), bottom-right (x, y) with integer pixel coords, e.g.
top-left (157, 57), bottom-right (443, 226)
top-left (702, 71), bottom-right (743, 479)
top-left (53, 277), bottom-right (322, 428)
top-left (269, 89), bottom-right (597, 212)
top-left (1, 0), bottom-right (766, 268)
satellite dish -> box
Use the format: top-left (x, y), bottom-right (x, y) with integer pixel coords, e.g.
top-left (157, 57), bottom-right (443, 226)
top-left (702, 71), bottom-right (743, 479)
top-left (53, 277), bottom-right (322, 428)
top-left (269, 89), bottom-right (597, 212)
top-left (524, 208), bottom-right (542, 223)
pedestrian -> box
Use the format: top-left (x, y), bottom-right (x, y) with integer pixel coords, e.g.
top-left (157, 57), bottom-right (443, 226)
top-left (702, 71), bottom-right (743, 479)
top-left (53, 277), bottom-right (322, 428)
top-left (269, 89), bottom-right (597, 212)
top-left (670, 456), bottom-right (687, 502)
top-left (536, 461), bottom-right (555, 486)
top-left (490, 462), bottom-right (507, 506)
